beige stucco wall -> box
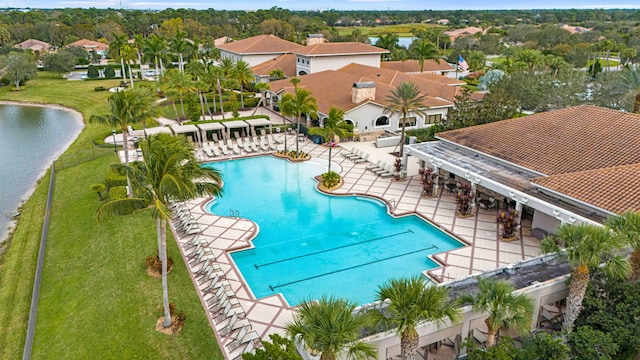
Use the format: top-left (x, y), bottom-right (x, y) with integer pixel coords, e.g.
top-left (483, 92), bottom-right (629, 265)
top-left (296, 54), bottom-right (381, 75)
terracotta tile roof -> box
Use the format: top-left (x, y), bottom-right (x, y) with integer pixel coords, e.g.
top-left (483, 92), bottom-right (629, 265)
top-left (381, 60), bottom-right (456, 73)
top-left (532, 163), bottom-right (640, 213)
top-left (444, 27), bottom-right (486, 41)
top-left (294, 42), bottom-right (388, 56)
top-left (268, 70), bottom-right (451, 115)
top-left (15, 39), bottom-right (52, 51)
top-left (251, 54), bottom-right (297, 78)
top-left (437, 105), bottom-right (640, 176)
top-left (65, 39), bottom-right (109, 51)
top-left (217, 34), bottom-right (303, 55)
top-left (336, 63), bottom-right (464, 103)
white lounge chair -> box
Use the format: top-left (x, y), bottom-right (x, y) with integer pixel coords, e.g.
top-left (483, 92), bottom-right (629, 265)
top-left (366, 160), bottom-right (382, 171)
top-left (267, 136), bottom-right (278, 150)
top-left (232, 142), bottom-right (242, 155)
top-left (345, 149), bottom-right (362, 160)
top-left (342, 147), bottom-right (357, 158)
top-left (354, 153), bottom-right (369, 164)
top-left (219, 313), bottom-right (250, 337)
top-left (227, 329), bottom-right (259, 352)
top-left (218, 140), bottom-right (230, 156)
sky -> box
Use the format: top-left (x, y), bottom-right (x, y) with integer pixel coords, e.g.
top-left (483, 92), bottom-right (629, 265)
top-left (7, 0), bottom-right (639, 11)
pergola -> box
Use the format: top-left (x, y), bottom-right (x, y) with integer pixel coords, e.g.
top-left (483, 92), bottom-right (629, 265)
top-left (196, 122), bottom-right (225, 142)
top-left (222, 120), bottom-right (250, 139)
top-left (144, 126), bottom-right (173, 137)
top-left (244, 118), bottom-right (273, 137)
top-left (169, 124), bottom-right (202, 144)
top-left (404, 141), bottom-right (602, 228)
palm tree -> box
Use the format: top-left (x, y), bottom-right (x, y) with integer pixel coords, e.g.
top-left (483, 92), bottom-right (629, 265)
top-left (170, 30), bottom-right (190, 72)
top-left (231, 60), bottom-right (254, 109)
top-left (458, 277), bottom-right (534, 348)
top-left (109, 34), bottom-right (128, 82)
top-left (606, 65), bottom-right (640, 113)
top-left (143, 34), bottom-right (168, 76)
top-left (186, 59), bottom-right (209, 120)
top-left (605, 211), bottom-right (640, 280)
top-left (541, 223), bottom-right (630, 332)
top-left (278, 94), bottom-right (293, 153)
top-left (280, 82), bottom-right (318, 155)
top-left (370, 276), bottom-right (462, 360)
top-left (207, 63), bottom-right (226, 119)
top-left (121, 43), bottom-right (137, 88)
top-left (252, 82), bottom-right (270, 116)
top-left (162, 69), bottom-right (195, 122)
top-left (97, 134), bottom-right (223, 328)
top-left (286, 296), bottom-right (377, 360)
top-left (308, 107), bottom-right (353, 173)
top-left (384, 82), bottom-right (428, 160)
top-left (409, 39), bottom-right (440, 72)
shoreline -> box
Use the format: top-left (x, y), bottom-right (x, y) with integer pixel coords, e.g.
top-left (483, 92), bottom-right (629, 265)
top-left (0, 101), bottom-right (85, 249)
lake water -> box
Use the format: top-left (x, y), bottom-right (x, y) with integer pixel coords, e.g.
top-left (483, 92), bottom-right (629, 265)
top-left (369, 36), bottom-right (414, 48)
top-left (0, 104), bottom-right (83, 244)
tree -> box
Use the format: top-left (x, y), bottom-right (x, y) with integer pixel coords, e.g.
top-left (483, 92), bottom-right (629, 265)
top-left (409, 39), bottom-right (440, 72)
top-left (162, 69), bottom-right (195, 121)
top-left (458, 277), bottom-right (534, 347)
top-left (97, 134), bottom-right (222, 328)
top-left (370, 276), bottom-right (461, 360)
top-left (42, 51), bottom-right (76, 77)
top-left (121, 43), bottom-right (137, 88)
top-left (567, 326), bottom-right (619, 360)
top-left (242, 334), bottom-right (302, 360)
top-left (231, 60), bottom-right (254, 109)
top-left (376, 33), bottom-right (400, 53)
top-left (143, 34), bottom-right (168, 77)
top-left (466, 50), bottom-right (487, 72)
top-left (104, 65), bottom-right (116, 79)
top-left (308, 107), bottom-right (353, 173)
top-left (170, 30), bottom-right (190, 72)
top-left (605, 211), bottom-right (640, 281)
top-left (541, 223), bottom-right (630, 332)
top-left (87, 65), bottom-right (100, 79)
top-left (89, 183), bottom-right (106, 200)
top-left (286, 296), bottom-right (377, 360)
top-left (0, 52), bottom-right (37, 90)
top-left (383, 82), bottom-right (428, 159)
top-left (280, 78), bottom-right (318, 155)
top-left (109, 34), bottom-right (129, 81)
top-left (595, 65), bottom-right (640, 113)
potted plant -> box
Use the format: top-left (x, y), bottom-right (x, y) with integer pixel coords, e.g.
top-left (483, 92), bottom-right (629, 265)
top-left (419, 167), bottom-right (437, 197)
top-left (497, 208), bottom-right (519, 240)
top-left (393, 158), bottom-right (404, 180)
top-left (455, 183), bottom-right (475, 217)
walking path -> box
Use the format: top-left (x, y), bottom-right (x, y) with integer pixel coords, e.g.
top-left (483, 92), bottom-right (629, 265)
top-left (169, 133), bottom-right (541, 359)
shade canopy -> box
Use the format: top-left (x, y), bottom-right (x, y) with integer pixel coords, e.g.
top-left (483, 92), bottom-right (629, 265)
top-left (196, 122), bottom-right (225, 131)
top-left (144, 126), bottom-right (172, 136)
top-left (170, 124), bottom-right (200, 134)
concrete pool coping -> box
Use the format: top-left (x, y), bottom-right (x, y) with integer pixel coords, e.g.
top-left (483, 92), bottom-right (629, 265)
top-left (170, 133), bottom-right (541, 359)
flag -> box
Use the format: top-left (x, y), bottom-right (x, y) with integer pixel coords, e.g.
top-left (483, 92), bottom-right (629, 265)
top-left (458, 55), bottom-right (469, 71)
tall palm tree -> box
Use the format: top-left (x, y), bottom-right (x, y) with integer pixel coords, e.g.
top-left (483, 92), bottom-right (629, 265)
top-left (281, 84), bottom-right (318, 155)
top-left (286, 296), bottom-right (377, 360)
top-left (207, 63), bottom-right (226, 119)
top-left (97, 134), bottom-right (223, 328)
top-left (186, 59), bottom-right (208, 120)
top-left (458, 277), bottom-right (534, 348)
top-left (370, 276), bottom-right (462, 360)
top-left (278, 94), bottom-right (293, 153)
top-left (109, 34), bottom-right (128, 82)
top-left (605, 211), bottom-right (640, 280)
top-left (383, 82), bottom-right (428, 160)
top-left (252, 82), bottom-right (270, 115)
top-left (162, 69), bottom-right (195, 121)
top-left (231, 60), bottom-right (254, 109)
top-left (143, 34), bottom-right (168, 76)
top-left (410, 39), bottom-right (440, 72)
top-left (170, 30), bottom-right (190, 72)
top-left (607, 65), bottom-right (640, 113)
top-left (541, 223), bottom-right (630, 332)
top-left (121, 43), bottom-right (137, 88)
top-left (308, 107), bottom-right (353, 173)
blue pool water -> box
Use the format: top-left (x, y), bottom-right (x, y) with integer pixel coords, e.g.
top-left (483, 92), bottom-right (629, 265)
top-left (202, 157), bottom-right (463, 306)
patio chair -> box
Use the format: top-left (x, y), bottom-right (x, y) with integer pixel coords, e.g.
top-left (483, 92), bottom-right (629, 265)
top-left (243, 141), bottom-right (253, 153)
top-left (259, 138), bottom-right (269, 151)
top-left (212, 145), bottom-right (221, 157)
top-left (236, 137), bottom-right (244, 147)
top-left (194, 258), bottom-right (222, 277)
top-left (206, 285), bottom-right (228, 305)
top-left (232, 142), bottom-right (242, 155)
top-left (227, 329), bottom-right (259, 353)
top-left (201, 274), bottom-right (226, 294)
top-left (198, 264), bottom-right (224, 285)
top-left (231, 340), bottom-right (255, 360)
top-left (218, 140), bottom-right (231, 156)
top-left (215, 302), bottom-right (245, 324)
top-left (210, 293), bottom-right (239, 314)
top-left (267, 136), bottom-right (278, 150)
top-left (219, 313), bottom-right (250, 337)
top-left (353, 153), bottom-right (369, 164)
top-left (249, 138), bottom-right (260, 152)
top-left (341, 147), bottom-right (356, 158)
top-left (345, 149), bottom-right (362, 160)
top-left (366, 160), bottom-right (382, 171)
top-left (374, 164), bottom-right (393, 175)
top-left (268, 133), bottom-right (282, 144)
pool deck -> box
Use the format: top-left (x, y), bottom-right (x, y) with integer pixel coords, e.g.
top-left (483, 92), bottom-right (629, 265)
top-left (173, 133), bottom-right (541, 359)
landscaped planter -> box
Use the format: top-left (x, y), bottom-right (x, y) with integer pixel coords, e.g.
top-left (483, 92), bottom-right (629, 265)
top-left (273, 150), bottom-right (310, 162)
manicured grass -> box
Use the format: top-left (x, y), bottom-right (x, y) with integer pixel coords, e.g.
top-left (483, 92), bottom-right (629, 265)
top-left (336, 23), bottom-right (444, 37)
top-left (0, 73), bottom-right (224, 359)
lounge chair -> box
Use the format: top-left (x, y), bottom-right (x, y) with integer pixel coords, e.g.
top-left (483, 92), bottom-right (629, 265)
top-left (259, 138), bottom-right (269, 151)
top-left (374, 164), bottom-right (392, 175)
top-left (341, 147), bottom-right (356, 158)
top-left (205, 285), bottom-right (228, 305)
top-left (215, 301), bottom-right (245, 324)
top-left (345, 149), bottom-right (362, 160)
top-left (267, 136), bottom-right (277, 150)
top-left (219, 313), bottom-right (250, 337)
top-left (249, 138), bottom-right (259, 152)
top-left (268, 133), bottom-right (282, 144)
top-left (189, 249), bottom-right (213, 266)
top-left (366, 160), bottom-right (382, 171)
top-left (218, 140), bottom-right (230, 156)
top-left (379, 168), bottom-right (394, 178)
top-left (198, 264), bottom-right (224, 285)
top-left (195, 258), bottom-right (222, 277)
top-left (201, 274), bottom-right (226, 294)
top-left (353, 153), bottom-right (369, 164)
top-left (227, 329), bottom-right (259, 353)
top-left (236, 137), bottom-right (244, 147)
top-left (231, 340), bottom-right (255, 360)
top-left (232, 142), bottom-right (242, 155)
top-left (202, 142), bottom-right (214, 157)
top-left (210, 293), bottom-right (239, 313)
top-left (243, 141), bottom-right (253, 153)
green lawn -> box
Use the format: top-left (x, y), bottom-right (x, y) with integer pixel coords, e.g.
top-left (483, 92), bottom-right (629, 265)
top-left (0, 72), bottom-right (223, 359)
top-left (336, 23), bottom-right (444, 37)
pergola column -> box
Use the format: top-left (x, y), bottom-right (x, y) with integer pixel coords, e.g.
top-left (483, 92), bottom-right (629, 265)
top-left (402, 150), bottom-right (410, 179)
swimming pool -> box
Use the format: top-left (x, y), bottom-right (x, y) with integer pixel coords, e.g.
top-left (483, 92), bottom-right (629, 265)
top-left (202, 156), bottom-right (463, 305)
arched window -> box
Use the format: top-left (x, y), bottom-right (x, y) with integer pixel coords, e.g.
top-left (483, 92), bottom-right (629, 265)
top-left (298, 71), bottom-right (308, 76)
top-left (375, 115), bottom-right (389, 126)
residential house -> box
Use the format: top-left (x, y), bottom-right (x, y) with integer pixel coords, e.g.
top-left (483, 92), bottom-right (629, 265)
top-left (217, 34), bottom-right (303, 67)
top-left (14, 39), bottom-right (53, 57)
top-left (444, 27), bottom-right (486, 42)
top-left (65, 39), bottom-right (109, 58)
top-left (381, 59), bottom-right (458, 77)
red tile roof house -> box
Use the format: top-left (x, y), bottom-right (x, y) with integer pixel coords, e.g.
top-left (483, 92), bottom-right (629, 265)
top-left (14, 39), bottom-right (54, 57)
top-left (267, 63), bottom-right (461, 135)
top-left (406, 105), bottom-right (640, 237)
top-left (65, 39), bottom-right (109, 58)
top-left (217, 34), bottom-right (304, 67)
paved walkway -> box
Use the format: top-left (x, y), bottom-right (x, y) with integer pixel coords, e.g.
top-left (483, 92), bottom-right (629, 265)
top-left (171, 134), bottom-right (541, 359)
